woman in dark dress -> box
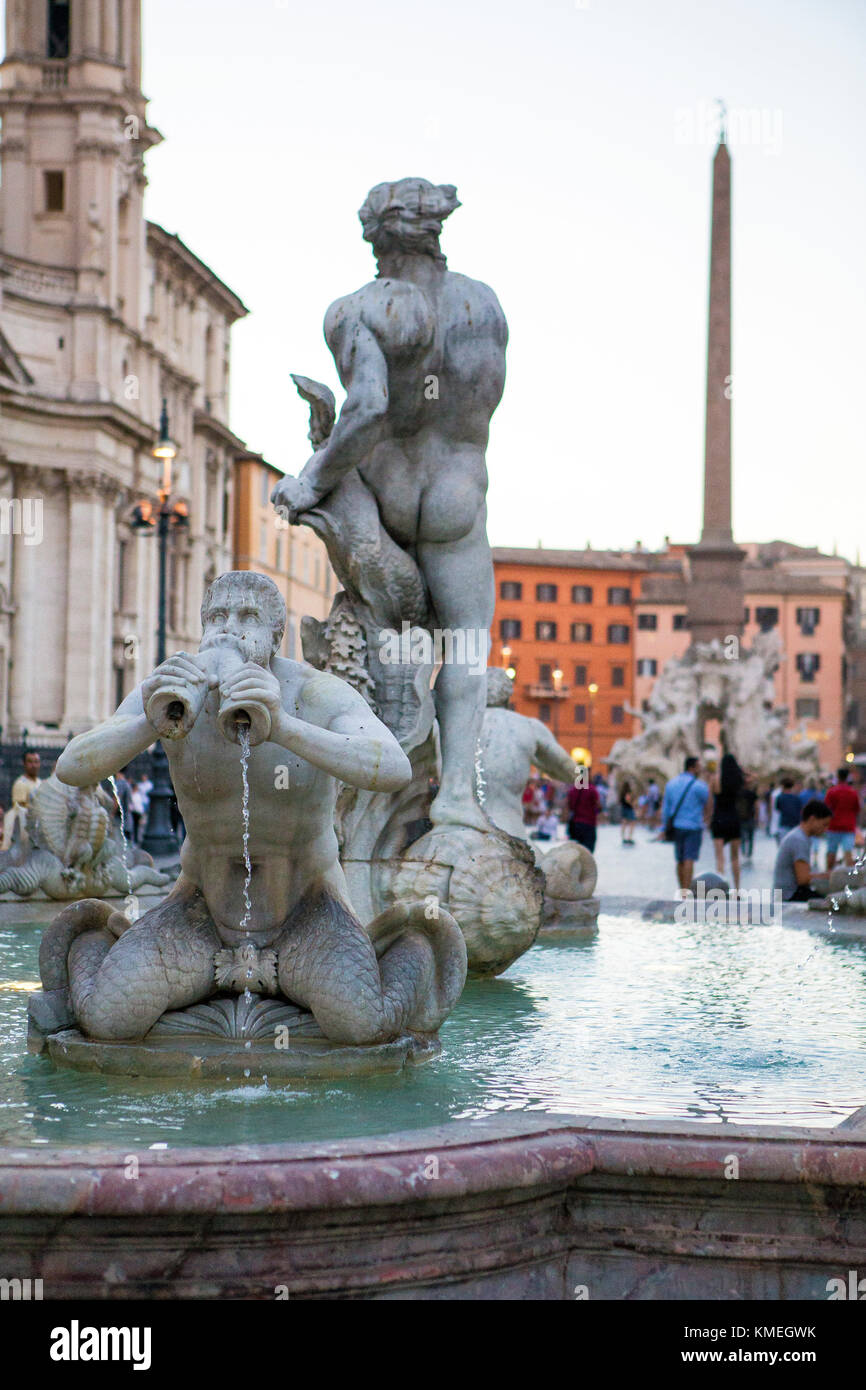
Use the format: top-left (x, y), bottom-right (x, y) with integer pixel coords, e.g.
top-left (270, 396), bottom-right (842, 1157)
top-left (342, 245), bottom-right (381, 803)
top-left (710, 751), bottom-right (744, 889)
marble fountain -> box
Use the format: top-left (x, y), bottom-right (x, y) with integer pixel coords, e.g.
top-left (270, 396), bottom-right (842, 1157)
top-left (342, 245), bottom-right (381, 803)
top-left (3, 179), bottom-right (866, 1301)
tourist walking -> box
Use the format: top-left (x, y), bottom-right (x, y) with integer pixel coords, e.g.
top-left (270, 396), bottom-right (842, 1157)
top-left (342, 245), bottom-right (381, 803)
top-left (662, 756), bottom-right (709, 892)
top-left (619, 781), bottom-right (636, 845)
top-left (710, 752), bottom-right (744, 889)
top-left (737, 772), bottom-right (758, 864)
top-left (773, 800), bottom-right (832, 901)
top-left (567, 774), bottom-right (601, 853)
top-left (775, 779), bottom-right (803, 841)
top-left (825, 767), bottom-right (861, 870)
top-left (129, 779), bottom-right (146, 844)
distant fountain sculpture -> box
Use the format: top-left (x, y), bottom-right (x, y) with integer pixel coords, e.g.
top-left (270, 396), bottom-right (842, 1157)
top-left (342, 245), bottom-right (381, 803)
top-left (479, 668), bottom-right (599, 931)
top-left (28, 572), bottom-right (467, 1077)
top-left (0, 774), bottom-right (169, 902)
top-left (272, 178), bottom-right (543, 974)
top-left (608, 632), bottom-right (821, 793)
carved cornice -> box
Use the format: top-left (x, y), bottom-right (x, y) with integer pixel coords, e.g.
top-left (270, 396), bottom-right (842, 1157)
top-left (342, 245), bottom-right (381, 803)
top-left (67, 469), bottom-right (125, 501)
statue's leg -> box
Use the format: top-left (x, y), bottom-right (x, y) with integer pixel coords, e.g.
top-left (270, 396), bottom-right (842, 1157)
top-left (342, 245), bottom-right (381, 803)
top-left (417, 508), bottom-right (494, 831)
top-left (64, 877), bottom-right (220, 1041)
top-left (276, 887), bottom-right (467, 1044)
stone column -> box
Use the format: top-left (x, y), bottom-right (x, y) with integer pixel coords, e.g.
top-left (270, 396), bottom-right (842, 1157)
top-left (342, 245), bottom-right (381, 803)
top-left (84, 0), bottom-right (102, 55)
top-left (60, 472), bottom-right (119, 731)
top-left (701, 140), bottom-right (732, 545)
top-left (687, 136), bottom-right (744, 645)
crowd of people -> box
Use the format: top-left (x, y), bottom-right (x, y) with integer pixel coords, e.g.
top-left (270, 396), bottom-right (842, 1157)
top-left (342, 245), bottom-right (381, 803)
top-left (0, 752), bottom-right (156, 851)
top-left (522, 755), bottom-right (865, 903)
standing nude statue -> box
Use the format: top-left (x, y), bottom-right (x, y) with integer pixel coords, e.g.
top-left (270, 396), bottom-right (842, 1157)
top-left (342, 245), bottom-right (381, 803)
top-left (271, 178), bottom-right (508, 833)
top-left (46, 572), bottom-right (466, 1043)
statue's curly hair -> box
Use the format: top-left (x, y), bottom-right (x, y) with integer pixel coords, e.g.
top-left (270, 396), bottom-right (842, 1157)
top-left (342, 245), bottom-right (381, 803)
top-left (359, 178), bottom-right (460, 263)
top-left (202, 572), bottom-right (286, 647)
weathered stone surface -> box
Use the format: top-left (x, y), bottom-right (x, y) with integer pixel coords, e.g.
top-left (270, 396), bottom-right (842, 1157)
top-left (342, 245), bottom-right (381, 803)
top-left (540, 896), bottom-right (600, 934)
top-left (2, 1114), bottom-right (866, 1299)
top-left (41, 1026), bottom-right (439, 1080)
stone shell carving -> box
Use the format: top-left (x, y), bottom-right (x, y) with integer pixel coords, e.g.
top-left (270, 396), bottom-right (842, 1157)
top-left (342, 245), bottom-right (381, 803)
top-left (382, 826), bottom-right (544, 977)
top-left (148, 993), bottom-right (324, 1040)
top-left (542, 842), bottom-right (598, 902)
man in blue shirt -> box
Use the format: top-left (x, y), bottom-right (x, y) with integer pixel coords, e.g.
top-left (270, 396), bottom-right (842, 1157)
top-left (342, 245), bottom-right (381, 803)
top-left (662, 756), bottom-right (710, 891)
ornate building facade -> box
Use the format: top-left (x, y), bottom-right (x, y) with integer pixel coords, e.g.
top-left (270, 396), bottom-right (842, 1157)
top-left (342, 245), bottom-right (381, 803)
top-left (0, 1), bottom-right (315, 738)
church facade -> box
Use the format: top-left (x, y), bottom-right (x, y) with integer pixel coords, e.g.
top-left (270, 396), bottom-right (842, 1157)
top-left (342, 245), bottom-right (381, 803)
top-left (0, 2), bottom-right (316, 738)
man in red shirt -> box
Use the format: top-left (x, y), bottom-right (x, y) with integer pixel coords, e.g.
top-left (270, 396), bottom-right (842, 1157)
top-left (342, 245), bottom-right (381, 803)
top-left (824, 767), bottom-right (861, 869)
top-left (568, 771), bottom-right (601, 853)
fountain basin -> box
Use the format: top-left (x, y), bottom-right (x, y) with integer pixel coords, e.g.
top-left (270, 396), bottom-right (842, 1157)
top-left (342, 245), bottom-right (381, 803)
top-left (2, 1114), bottom-right (866, 1299)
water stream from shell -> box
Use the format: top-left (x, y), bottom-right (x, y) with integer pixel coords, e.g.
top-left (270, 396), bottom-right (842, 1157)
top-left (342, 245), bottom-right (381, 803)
top-left (238, 726), bottom-right (254, 1002)
top-left (108, 775), bottom-right (137, 920)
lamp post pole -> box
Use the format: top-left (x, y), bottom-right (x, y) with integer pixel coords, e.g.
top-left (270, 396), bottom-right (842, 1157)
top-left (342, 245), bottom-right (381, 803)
top-left (140, 400), bottom-right (186, 858)
top-left (588, 682), bottom-right (598, 770)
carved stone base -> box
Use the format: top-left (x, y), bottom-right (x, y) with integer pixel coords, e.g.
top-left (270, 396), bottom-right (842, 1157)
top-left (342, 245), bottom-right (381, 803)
top-left (27, 991), bottom-right (441, 1079)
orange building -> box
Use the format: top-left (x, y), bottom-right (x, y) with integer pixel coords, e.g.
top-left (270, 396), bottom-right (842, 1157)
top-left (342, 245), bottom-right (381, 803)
top-left (492, 547), bottom-right (644, 765)
top-left (233, 453), bottom-right (336, 659)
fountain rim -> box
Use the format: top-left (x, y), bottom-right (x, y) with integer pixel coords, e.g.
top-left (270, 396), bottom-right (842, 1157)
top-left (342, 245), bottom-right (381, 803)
top-left (3, 1111), bottom-right (866, 1216)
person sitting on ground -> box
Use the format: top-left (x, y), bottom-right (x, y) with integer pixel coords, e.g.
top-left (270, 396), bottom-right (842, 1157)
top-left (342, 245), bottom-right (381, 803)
top-left (824, 766), bottom-right (860, 871)
top-left (773, 799), bottom-right (833, 901)
top-left (534, 808), bottom-right (561, 842)
top-left (775, 778), bottom-right (803, 841)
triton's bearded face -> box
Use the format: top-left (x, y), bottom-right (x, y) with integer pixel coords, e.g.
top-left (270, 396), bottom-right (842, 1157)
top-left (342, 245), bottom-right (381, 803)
top-left (199, 573), bottom-right (286, 668)
top-left (359, 178), bottom-right (461, 263)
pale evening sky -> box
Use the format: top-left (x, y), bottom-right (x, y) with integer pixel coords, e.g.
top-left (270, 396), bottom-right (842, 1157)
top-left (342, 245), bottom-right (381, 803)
top-left (6, 0), bottom-right (865, 560)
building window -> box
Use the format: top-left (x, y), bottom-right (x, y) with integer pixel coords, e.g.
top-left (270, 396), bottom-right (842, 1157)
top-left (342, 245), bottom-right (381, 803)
top-left (500, 618), bottom-right (521, 640)
top-left (500, 580), bottom-right (522, 600)
top-left (637, 657), bottom-right (657, 677)
top-left (797, 606), bottom-right (820, 635)
top-left (796, 652), bottom-right (820, 683)
top-left (536, 620), bottom-right (557, 641)
top-left (611, 705), bottom-right (625, 725)
top-left (259, 520), bottom-right (269, 563)
top-left (574, 704), bottom-right (587, 723)
top-left (756, 606), bottom-right (779, 632)
top-left (572, 585), bottom-right (593, 603)
top-left (574, 664), bottom-right (587, 686)
top-left (637, 613), bottom-right (657, 631)
top-left (848, 701), bottom-right (860, 729)
top-left (611, 666), bottom-right (625, 687)
top-left (261, 470), bottom-right (271, 507)
top-left (796, 698), bottom-right (820, 719)
top-left (275, 534), bottom-right (283, 571)
top-left (114, 667), bottom-right (125, 710)
top-left (608, 586), bottom-right (631, 605)
top-left (43, 170), bottom-right (65, 213)
top-left (571, 622), bottom-right (592, 642)
top-left (608, 624), bottom-right (629, 644)
top-left (538, 663), bottom-right (552, 684)
top-left (743, 607), bottom-right (750, 623)
top-left (536, 583), bottom-right (558, 602)
top-left (673, 613), bottom-right (687, 630)
top-left (47, 0), bottom-right (71, 59)
top-left (539, 702), bottom-right (551, 723)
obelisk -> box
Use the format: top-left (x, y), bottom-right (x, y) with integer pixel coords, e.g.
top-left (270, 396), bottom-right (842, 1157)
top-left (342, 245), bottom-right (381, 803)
top-left (687, 122), bottom-right (744, 644)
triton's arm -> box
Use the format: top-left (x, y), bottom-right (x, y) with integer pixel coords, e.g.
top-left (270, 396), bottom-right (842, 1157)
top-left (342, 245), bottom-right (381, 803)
top-left (271, 303), bottom-right (390, 519)
top-left (530, 719), bottom-right (578, 785)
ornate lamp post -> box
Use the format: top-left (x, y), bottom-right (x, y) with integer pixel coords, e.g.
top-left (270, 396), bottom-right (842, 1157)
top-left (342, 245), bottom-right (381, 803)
top-left (133, 400), bottom-right (189, 857)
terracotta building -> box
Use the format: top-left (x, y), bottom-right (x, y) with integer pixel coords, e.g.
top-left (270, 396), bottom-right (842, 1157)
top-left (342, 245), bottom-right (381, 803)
top-left (492, 547), bottom-right (644, 766)
top-left (233, 453), bottom-right (335, 661)
top-left (494, 541), bottom-right (861, 773)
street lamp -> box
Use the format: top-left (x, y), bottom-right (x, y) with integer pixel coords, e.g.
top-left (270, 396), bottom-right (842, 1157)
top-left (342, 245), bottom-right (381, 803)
top-left (587, 682), bottom-right (599, 769)
top-left (132, 399), bottom-right (189, 857)
top-left (552, 666), bottom-right (563, 744)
